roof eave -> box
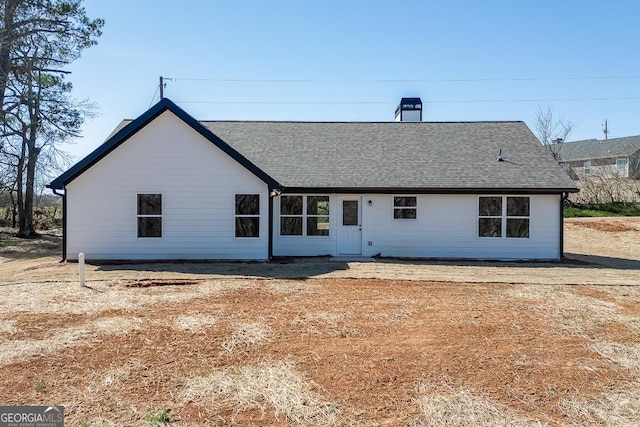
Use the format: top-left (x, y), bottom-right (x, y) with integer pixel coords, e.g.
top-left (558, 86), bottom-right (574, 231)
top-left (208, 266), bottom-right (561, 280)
top-left (281, 186), bottom-right (579, 194)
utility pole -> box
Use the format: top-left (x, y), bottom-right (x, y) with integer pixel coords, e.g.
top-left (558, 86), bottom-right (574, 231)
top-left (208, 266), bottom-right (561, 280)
top-left (602, 119), bottom-right (609, 140)
top-left (159, 76), bottom-right (164, 99)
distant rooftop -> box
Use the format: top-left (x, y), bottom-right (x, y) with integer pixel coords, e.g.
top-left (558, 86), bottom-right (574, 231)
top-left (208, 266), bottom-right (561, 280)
top-left (557, 135), bottom-right (640, 162)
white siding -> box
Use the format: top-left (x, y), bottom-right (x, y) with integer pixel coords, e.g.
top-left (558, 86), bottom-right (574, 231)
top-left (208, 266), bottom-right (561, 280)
top-left (360, 194), bottom-right (561, 260)
top-left (272, 194), bottom-right (562, 260)
top-left (66, 111), bottom-right (269, 260)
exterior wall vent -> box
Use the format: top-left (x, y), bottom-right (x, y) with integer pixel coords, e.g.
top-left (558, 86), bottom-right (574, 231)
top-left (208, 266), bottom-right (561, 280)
top-left (395, 97), bottom-right (422, 122)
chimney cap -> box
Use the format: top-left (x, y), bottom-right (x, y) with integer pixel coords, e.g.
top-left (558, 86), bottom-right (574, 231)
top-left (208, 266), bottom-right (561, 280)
top-left (395, 97), bottom-right (423, 115)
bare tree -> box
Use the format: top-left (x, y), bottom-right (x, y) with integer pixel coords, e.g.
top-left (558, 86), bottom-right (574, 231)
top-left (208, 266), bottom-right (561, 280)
top-left (533, 104), bottom-right (574, 160)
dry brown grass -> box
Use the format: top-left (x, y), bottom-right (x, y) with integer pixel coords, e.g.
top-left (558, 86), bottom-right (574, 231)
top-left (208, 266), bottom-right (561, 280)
top-left (2, 219), bottom-right (640, 425)
top-left (0, 279), bottom-right (250, 316)
top-left (505, 285), bottom-right (639, 337)
top-left (172, 313), bottom-right (218, 332)
top-left (0, 328), bottom-right (90, 367)
top-left (263, 279), bottom-right (322, 294)
top-left (181, 361), bottom-right (340, 426)
top-left (559, 385), bottom-right (640, 426)
top-left (0, 319), bottom-right (17, 334)
top-left (589, 342), bottom-right (640, 371)
top-left (291, 310), bottom-right (343, 327)
top-left (412, 382), bottom-right (547, 427)
top-left (220, 321), bottom-right (272, 354)
top-left (0, 316), bottom-right (143, 367)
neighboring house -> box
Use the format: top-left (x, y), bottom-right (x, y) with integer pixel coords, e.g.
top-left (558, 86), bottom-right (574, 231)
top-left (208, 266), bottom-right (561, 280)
top-left (48, 98), bottom-right (577, 261)
top-left (556, 136), bottom-right (640, 180)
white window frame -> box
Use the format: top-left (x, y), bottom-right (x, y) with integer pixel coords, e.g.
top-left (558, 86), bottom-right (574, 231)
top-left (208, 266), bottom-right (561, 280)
top-left (280, 195), bottom-right (330, 237)
top-left (234, 194), bottom-right (260, 238)
top-left (616, 158), bottom-right (628, 172)
top-left (393, 196), bottom-right (417, 220)
top-left (584, 161), bottom-right (591, 174)
top-left (280, 195), bottom-right (303, 236)
top-left (478, 196), bottom-right (530, 239)
top-left (306, 195), bottom-right (330, 237)
top-left (137, 193), bottom-right (162, 239)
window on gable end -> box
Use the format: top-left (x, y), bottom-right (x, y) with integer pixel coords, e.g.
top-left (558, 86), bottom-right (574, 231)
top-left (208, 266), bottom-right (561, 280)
top-left (137, 194), bottom-right (162, 238)
top-left (235, 194), bottom-right (260, 238)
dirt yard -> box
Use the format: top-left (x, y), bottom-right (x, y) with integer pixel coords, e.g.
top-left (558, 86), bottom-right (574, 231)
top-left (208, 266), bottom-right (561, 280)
top-left (1, 218), bottom-right (639, 426)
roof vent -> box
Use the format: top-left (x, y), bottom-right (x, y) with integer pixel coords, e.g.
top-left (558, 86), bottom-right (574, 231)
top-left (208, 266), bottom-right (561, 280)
top-left (552, 138), bottom-right (564, 144)
top-left (395, 97), bottom-right (422, 122)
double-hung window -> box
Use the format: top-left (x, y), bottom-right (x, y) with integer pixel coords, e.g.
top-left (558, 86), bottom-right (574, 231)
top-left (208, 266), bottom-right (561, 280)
top-left (478, 196), bottom-right (530, 238)
top-left (235, 194), bottom-right (260, 238)
top-left (584, 161), bottom-right (591, 174)
top-left (280, 196), bottom-right (303, 235)
top-left (307, 196), bottom-right (330, 236)
top-left (478, 197), bottom-right (502, 237)
top-left (616, 158), bottom-right (628, 172)
top-left (137, 194), bottom-right (162, 238)
top-left (506, 197), bottom-right (530, 238)
top-left (280, 195), bottom-right (330, 236)
top-left (393, 196), bottom-right (417, 219)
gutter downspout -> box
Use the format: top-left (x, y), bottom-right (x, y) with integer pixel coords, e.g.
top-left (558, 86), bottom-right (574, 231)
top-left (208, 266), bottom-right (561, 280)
top-left (268, 193), bottom-right (273, 260)
top-left (268, 188), bottom-right (283, 260)
top-left (52, 188), bottom-right (67, 262)
top-left (560, 192), bottom-right (568, 260)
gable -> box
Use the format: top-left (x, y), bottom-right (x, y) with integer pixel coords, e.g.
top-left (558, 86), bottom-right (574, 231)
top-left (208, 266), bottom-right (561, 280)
top-left (47, 99), bottom-right (279, 190)
top-left (66, 111), bottom-right (270, 191)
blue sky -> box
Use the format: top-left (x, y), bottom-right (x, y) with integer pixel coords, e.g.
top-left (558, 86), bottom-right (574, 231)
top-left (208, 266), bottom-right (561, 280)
top-left (64, 0), bottom-right (639, 160)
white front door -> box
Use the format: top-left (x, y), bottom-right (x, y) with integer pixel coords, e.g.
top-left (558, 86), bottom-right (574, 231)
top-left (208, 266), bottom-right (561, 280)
top-left (339, 198), bottom-right (362, 255)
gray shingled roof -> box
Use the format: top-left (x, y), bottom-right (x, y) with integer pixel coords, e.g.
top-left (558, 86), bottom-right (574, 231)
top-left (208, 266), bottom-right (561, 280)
top-left (556, 135), bottom-right (640, 162)
top-left (52, 99), bottom-right (575, 193)
top-left (199, 121), bottom-right (576, 191)
top-left (108, 117), bottom-right (575, 191)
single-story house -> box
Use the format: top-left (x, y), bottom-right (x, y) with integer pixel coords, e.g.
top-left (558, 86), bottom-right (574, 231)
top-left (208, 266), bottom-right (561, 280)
top-left (48, 98), bottom-right (577, 261)
top-left (556, 136), bottom-right (640, 180)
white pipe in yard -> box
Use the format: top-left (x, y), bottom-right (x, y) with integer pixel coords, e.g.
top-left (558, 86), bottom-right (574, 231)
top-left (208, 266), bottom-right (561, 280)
top-left (78, 253), bottom-right (85, 287)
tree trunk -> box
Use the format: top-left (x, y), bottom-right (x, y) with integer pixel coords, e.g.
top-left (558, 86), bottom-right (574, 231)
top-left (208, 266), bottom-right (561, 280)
top-left (0, 0), bottom-right (19, 113)
top-left (16, 68), bottom-right (40, 239)
top-left (17, 146), bottom-right (38, 237)
top-left (15, 137), bottom-right (25, 233)
top-left (8, 190), bottom-right (17, 228)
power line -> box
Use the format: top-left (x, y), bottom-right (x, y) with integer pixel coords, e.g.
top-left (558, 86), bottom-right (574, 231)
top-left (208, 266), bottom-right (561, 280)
top-left (166, 75), bottom-right (640, 83)
top-left (176, 96), bottom-right (640, 105)
top-left (148, 85), bottom-right (160, 108)
top-left (178, 101), bottom-right (389, 105)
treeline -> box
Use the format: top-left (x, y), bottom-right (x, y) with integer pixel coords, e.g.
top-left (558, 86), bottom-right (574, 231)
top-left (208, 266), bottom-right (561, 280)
top-left (0, 192), bottom-right (61, 229)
